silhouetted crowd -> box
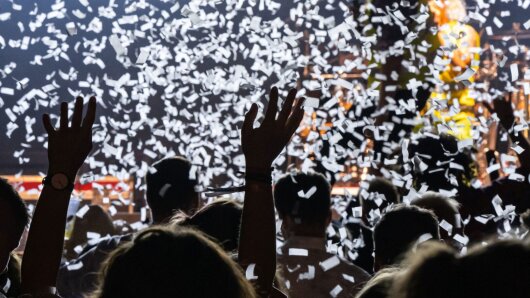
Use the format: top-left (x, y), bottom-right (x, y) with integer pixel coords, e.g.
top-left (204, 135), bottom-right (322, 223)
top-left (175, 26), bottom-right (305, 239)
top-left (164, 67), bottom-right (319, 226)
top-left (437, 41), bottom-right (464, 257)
top-left (2, 0), bottom-right (530, 296)
top-left (0, 86), bottom-right (529, 298)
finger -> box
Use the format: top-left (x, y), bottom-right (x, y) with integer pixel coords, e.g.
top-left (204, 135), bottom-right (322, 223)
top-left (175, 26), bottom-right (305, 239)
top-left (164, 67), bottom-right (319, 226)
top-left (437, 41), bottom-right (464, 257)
top-left (263, 87), bottom-right (279, 125)
top-left (285, 97), bottom-right (305, 136)
top-left (482, 102), bottom-right (494, 114)
top-left (82, 96), bottom-right (97, 129)
top-left (42, 114), bottom-right (55, 135)
top-left (60, 102), bottom-right (69, 129)
top-left (277, 88), bottom-right (297, 125)
top-left (242, 103), bottom-right (258, 136)
top-left (71, 97), bottom-right (84, 128)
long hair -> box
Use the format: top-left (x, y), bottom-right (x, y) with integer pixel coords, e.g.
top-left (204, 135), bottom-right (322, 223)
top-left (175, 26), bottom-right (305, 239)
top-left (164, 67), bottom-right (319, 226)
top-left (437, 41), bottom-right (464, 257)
top-left (89, 227), bottom-right (256, 298)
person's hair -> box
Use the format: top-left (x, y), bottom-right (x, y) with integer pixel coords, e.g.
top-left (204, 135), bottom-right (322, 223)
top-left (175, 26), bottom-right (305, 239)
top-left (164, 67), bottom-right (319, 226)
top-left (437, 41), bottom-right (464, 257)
top-left (274, 171), bottom-right (331, 226)
top-left (355, 267), bottom-right (400, 298)
top-left (90, 227), bottom-right (256, 298)
top-left (408, 133), bottom-right (475, 191)
top-left (65, 205), bottom-right (117, 259)
top-left (5, 253), bottom-right (22, 297)
top-left (521, 209), bottom-right (530, 231)
top-left (373, 204), bottom-right (440, 267)
top-left (361, 177), bottom-right (400, 223)
top-left (391, 240), bottom-right (530, 298)
top-left (411, 192), bottom-right (460, 239)
top-left (172, 199), bottom-right (243, 252)
top-left (145, 156), bottom-right (198, 218)
top-left (0, 178), bottom-right (29, 234)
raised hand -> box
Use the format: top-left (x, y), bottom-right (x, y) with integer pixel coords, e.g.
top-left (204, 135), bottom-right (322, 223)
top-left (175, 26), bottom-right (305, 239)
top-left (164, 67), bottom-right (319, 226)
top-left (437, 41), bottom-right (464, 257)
top-left (21, 96), bottom-right (96, 294)
top-left (241, 87), bottom-right (305, 172)
top-left (43, 96), bottom-right (96, 180)
top-left (492, 96), bottom-right (515, 131)
top-left (484, 96), bottom-right (515, 131)
top-left (239, 86), bottom-right (304, 297)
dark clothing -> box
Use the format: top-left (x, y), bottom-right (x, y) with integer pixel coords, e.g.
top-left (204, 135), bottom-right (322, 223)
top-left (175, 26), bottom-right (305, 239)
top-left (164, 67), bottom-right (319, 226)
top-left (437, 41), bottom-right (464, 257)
top-left (345, 221), bottom-right (375, 275)
top-left (57, 234), bottom-right (132, 298)
top-left (457, 173), bottom-right (530, 217)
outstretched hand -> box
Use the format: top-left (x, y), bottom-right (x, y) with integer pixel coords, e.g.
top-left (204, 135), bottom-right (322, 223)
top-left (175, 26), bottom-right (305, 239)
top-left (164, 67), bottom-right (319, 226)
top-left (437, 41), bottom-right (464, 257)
top-left (43, 96), bottom-right (96, 179)
top-left (484, 96), bottom-right (515, 131)
top-left (242, 87), bottom-right (305, 172)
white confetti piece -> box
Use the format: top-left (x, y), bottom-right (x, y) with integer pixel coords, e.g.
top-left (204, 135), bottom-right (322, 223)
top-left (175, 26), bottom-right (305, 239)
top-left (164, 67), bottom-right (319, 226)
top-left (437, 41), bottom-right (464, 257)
top-left (454, 68), bottom-right (475, 83)
top-left (439, 220), bottom-right (453, 234)
top-left (76, 205), bottom-right (90, 219)
top-left (109, 34), bottom-right (126, 56)
top-left (510, 63), bottom-right (519, 81)
top-left (66, 22), bottom-right (77, 36)
top-left (245, 264), bottom-right (258, 280)
top-left (288, 248), bottom-right (309, 256)
top-left (319, 255), bottom-right (340, 272)
top-left (330, 285), bottom-right (343, 297)
top-left (67, 262), bottom-right (84, 271)
top-left (297, 186), bottom-right (317, 199)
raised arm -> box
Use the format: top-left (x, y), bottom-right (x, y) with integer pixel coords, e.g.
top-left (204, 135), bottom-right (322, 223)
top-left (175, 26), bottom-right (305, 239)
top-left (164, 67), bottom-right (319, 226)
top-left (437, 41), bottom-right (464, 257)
top-left (492, 96), bottom-right (530, 171)
top-left (238, 87), bottom-right (304, 297)
top-left (21, 97), bottom-right (96, 295)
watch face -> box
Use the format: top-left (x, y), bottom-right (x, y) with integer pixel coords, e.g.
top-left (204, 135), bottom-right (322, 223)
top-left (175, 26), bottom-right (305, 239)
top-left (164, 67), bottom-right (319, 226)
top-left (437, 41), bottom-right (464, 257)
top-left (51, 173), bottom-right (69, 190)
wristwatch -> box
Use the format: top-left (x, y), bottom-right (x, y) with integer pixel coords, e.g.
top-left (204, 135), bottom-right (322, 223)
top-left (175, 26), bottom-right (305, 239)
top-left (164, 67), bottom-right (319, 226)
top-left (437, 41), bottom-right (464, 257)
top-left (42, 172), bottom-right (74, 191)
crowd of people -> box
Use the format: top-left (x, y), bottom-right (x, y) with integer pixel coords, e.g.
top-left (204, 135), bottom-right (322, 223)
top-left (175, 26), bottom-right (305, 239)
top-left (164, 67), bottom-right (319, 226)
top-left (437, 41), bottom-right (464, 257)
top-left (0, 86), bottom-right (529, 298)
top-left (2, 0), bottom-right (530, 297)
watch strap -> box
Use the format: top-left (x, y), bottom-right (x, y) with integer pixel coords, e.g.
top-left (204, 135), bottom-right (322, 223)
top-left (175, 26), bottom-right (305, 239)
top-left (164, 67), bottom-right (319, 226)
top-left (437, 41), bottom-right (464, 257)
top-left (42, 173), bottom-right (74, 191)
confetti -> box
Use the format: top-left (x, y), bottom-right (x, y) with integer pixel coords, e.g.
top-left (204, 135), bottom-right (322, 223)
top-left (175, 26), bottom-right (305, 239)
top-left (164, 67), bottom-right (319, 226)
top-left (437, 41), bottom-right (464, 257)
top-left (319, 256), bottom-right (340, 272)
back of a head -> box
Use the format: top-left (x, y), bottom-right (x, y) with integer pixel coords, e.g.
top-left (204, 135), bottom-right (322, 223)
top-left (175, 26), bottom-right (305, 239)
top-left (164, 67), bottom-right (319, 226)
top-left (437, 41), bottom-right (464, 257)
top-left (361, 177), bottom-right (400, 224)
top-left (0, 178), bottom-right (28, 237)
top-left (391, 240), bottom-right (530, 298)
top-left (65, 205), bottom-right (116, 259)
top-left (0, 178), bottom-right (29, 272)
top-left (179, 199), bottom-right (243, 252)
top-left (93, 227), bottom-right (255, 298)
top-left (374, 204), bottom-right (440, 268)
top-left (408, 134), bottom-right (475, 191)
top-left (457, 240), bottom-right (530, 298)
top-left (411, 192), bottom-right (460, 241)
top-left (145, 156), bottom-right (198, 220)
top-left (274, 171), bottom-right (331, 228)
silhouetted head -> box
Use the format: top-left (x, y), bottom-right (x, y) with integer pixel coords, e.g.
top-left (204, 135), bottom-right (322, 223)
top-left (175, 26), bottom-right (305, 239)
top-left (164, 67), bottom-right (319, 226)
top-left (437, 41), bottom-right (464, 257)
top-left (92, 227), bottom-right (256, 298)
top-left (360, 177), bottom-right (400, 226)
top-left (408, 133), bottom-right (476, 192)
top-left (146, 156), bottom-right (199, 223)
top-left (411, 192), bottom-right (461, 244)
top-left (392, 240), bottom-right (530, 298)
top-left (274, 171), bottom-right (332, 239)
top-left (0, 178), bottom-right (28, 274)
top-left (173, 199), bottom-right (243, 252)
top-left (65, 205), bottom-right (117, 259)
top-left (373, 204), bottom-right (440, 271)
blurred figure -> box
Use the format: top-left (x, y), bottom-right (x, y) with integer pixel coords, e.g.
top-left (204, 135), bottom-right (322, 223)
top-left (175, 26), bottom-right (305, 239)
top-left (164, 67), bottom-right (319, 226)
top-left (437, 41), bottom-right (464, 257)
top-left (90, 227), bottom-right (256, 298)
top-left (275, 171), bottom-right (370, 298)
top-left (0, 178), bottom-right (29, 298)
top-left (373, 205), bottom-right (440, 272)
top-left (64, 205), bottom-right (117, 260)
top-left (346, 177), bottom-right (400, 274)
top-left (391, 240), bottom-right (530, 298)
